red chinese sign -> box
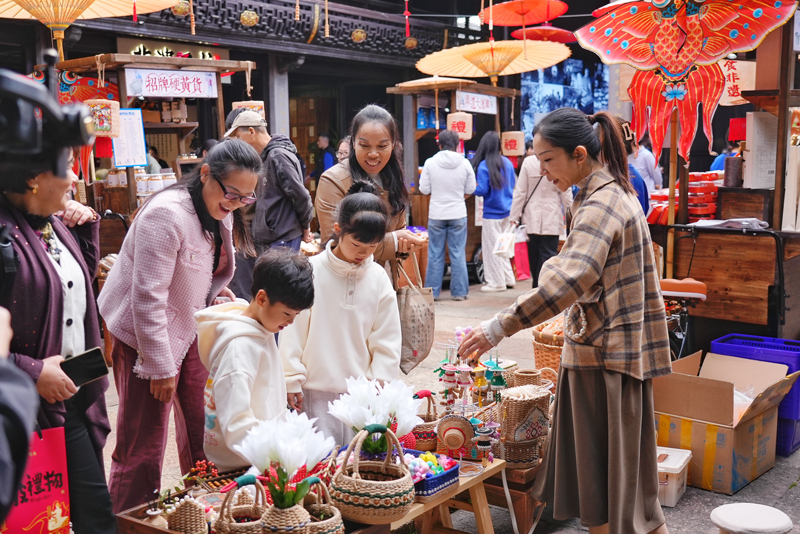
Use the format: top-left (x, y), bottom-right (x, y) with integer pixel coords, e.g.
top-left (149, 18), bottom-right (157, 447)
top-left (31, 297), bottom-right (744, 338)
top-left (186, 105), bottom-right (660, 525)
top-left (504, 139), bottom-right (518, 151)
top-left (126, 68), bottom-right (219, 98)
top-left (450, 120), bottom-right (467, 133)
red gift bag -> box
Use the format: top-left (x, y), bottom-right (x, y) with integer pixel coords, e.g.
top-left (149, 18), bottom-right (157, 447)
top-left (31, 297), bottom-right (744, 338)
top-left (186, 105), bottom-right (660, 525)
top-left (2, 427), bottom-right (70, 534)
top-left (514, 242), bottom-right (531, 281)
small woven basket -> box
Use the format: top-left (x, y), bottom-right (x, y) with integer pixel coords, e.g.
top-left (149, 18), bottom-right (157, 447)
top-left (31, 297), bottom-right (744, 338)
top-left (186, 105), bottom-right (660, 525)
top-left (501, 438), bottom-right (546, 469)
top-left (214, 480), bottom-right (268, 534)
top-left (166, 496), bottom-right (207, 534)
top-left (513, 368), bottom-right (542, 387)
top-left (306, 480), bottom-right (344, 534)
top-left (329, 425), bottom-right (415, 525)
top-left (532, 323), bottom-right (564, 388)
top-left (500, 385), bottom-right (551, 443)
top-left (261, 502), bottom-right (311, 534)
top-left (412, 391), bottom-right (439, 452)
top-left (405, 449), bottom-right (460, 502)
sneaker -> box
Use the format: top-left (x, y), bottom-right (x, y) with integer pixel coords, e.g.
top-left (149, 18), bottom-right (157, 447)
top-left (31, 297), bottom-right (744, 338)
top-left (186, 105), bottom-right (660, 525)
top-left (452, 295), bottom-right (468, 301)
top-left (481, 285), bottom-right (507, 293)
top-left (506, 283), bottom-right (517, 289)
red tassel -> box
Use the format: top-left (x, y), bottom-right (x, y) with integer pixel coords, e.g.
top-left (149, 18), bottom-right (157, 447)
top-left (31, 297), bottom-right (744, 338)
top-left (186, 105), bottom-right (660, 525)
top-left (95, 137), bottom-right (113, 158)
top-left (404, 0), bottom-right (410, 38)
top-left (133, 0), bottom-right (137, 22)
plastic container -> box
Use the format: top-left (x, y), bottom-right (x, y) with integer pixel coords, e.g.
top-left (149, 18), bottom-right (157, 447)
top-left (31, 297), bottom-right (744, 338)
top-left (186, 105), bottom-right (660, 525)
top-left (777, 417), bottom-right (800, 457)
top-left (711, 334), bottom-right (800, 419)
top-left (656, 446), bottom-right (691, 507)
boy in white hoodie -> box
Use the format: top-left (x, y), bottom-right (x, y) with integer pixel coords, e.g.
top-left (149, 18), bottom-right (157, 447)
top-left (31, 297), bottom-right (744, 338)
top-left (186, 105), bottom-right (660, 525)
top-left (195, 249), bottom-right (314, 471)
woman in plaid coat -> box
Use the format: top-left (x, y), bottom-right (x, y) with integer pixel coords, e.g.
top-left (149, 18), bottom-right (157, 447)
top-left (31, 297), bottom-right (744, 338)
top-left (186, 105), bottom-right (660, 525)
top-left (459, 108), bottom-right (671, 534)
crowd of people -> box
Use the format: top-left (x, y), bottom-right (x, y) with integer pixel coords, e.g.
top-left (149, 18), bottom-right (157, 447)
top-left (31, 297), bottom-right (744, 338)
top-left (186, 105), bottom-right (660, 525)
top-left (0, 102), bottom-right (671, 534)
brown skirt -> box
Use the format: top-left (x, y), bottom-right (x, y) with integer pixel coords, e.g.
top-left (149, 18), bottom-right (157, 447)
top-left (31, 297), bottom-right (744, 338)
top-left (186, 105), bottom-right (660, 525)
top-left (532, 367), bottom-right (665, 534)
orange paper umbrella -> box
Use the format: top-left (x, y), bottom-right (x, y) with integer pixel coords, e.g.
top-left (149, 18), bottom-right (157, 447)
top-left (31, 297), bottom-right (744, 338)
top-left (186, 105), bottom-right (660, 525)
top-left (478, 0), bottom-right (568, 27)
top-left (416, 39), bottom-right (571, 86)
top-left (1, 0), bottom-right (178, 60)
top-left (511, 24), bottom-right (576, 44)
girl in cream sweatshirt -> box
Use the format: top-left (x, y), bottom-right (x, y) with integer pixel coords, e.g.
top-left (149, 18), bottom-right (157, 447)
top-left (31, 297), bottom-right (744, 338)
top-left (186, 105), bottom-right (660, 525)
top-left (280, 182), bottom-right (402, 446)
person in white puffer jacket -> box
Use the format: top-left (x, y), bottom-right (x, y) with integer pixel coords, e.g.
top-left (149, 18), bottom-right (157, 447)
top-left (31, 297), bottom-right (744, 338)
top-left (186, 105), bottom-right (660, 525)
top-left (195, 249), bottom-right (314, 471)
top-left (418, 129), bottom-right (476, 301)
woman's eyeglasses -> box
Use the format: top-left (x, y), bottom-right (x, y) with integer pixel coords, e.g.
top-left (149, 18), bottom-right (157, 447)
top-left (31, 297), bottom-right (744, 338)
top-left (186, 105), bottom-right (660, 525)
top-left (209, 174), bottom-right (257, 205)
top-left (336, 151), bottom-right (348, 159)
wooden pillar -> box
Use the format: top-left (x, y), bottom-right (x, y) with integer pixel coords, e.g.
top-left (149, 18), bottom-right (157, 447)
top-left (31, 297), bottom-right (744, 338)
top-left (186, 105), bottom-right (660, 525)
top-left (773, 22), bottom-right (795, 229)
top-left (215, 72), bottom-right (225, 139)
top-left (268, 55), bottom-right (291, 137)
top-left (117, 68), bottom-right (137, 213)
top-left (666, 110), bottom-right (679, 279)
top-left (402, 94), bottom-right (416, 188)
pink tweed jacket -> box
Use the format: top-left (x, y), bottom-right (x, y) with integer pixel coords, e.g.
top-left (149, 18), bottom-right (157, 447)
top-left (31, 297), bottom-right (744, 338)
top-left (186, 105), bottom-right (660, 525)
top-left (98, 188), bottom-right (235, 379)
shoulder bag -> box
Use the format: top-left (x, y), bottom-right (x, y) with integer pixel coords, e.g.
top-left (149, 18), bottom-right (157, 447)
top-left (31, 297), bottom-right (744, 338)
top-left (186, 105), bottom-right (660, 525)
top-left (393, 253), bottom-right (435, 374)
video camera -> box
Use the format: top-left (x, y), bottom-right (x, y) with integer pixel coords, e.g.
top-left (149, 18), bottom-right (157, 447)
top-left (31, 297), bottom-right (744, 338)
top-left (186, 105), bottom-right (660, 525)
top-left (0, 49), bottom-right (94, 178)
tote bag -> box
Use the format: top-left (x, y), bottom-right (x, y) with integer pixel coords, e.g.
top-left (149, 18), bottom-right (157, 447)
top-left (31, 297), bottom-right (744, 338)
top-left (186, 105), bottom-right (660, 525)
top-left (2, 427), bottom-right (70, 534)
top-left (394, 254), bottom-right (435, 374)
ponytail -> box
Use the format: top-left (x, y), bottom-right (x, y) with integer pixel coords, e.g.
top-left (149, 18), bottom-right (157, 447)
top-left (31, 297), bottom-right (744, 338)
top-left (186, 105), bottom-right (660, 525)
top-left (533, 108), bottom-right (634, 195)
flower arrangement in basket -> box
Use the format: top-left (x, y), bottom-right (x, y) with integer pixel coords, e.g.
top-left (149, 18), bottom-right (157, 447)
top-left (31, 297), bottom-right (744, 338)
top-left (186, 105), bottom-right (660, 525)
top-left (329, 424), bottom-right (415, 525)
top-left (327, 377), bottom-right (424, 455)
top-left (223, 411), bottom-right (336, 534)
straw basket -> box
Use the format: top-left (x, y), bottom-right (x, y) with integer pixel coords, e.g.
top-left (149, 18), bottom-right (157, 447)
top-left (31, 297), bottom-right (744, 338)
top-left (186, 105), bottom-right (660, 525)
top-left (166, 496), bottom-right (207, 534)
top-left (261, 503), bottom-right (311, 534)
top-left (214, 479), bottom-right (269, 534)
top-left (502, 437), bottom-right (546, 469)
top-left (500, 385), bottom-right (551, 443)
top-left (513, 368), bottom-right (542, 387)
top-left (329, 425), bottom-right (415, 525)
top-left (532, 323), bottom-right (563, 388)
top-left (306, 480), bottom-right (344, 534)
top-left (412, 391), bottom-right (440, 451)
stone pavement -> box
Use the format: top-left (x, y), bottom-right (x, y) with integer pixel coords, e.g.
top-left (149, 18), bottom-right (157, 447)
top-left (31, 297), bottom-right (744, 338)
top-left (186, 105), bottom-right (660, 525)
top-left (102, 281), bottom-right (800, 533)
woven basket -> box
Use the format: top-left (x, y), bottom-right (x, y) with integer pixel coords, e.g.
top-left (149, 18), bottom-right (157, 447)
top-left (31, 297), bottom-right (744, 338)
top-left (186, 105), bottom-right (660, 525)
top-left (306, 480), bottom-right (344, 534)
top-left (513, 369), bottom-right (542, 387)
top-left (500, 385), bottom-right (551, 443)
top-left (411, 391), bottom-right (439, 452)
top-left (261, 503), bottom-right (311, 534)
top-left (405, 449), bottom-right (460, 503)
top-left (214, 480), bottom-right (268, 534)
top-left (502, 438), bottom-right (545, 469)
top-left (166, 496), bottom-right (207, 534)
top-left (329, 425), bottom-right (415, 525)
top-left (532, 323), bottom-right (563, 388)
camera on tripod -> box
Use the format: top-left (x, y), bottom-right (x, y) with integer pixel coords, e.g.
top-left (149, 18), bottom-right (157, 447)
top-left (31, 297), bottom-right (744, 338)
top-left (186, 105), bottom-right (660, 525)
top-left (0, 49), bottom-right (95, 179)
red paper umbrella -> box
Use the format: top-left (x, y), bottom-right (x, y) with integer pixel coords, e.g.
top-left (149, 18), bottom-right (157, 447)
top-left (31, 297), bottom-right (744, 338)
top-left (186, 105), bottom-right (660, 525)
top-left (478, 0), bottom-right (568, 27)
top-left (511, 23), bottom-right (575, 43)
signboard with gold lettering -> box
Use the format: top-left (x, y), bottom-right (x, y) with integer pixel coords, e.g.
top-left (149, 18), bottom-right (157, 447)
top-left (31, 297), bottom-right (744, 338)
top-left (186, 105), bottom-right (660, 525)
top-left (117, 37), bottom-right (229, 61)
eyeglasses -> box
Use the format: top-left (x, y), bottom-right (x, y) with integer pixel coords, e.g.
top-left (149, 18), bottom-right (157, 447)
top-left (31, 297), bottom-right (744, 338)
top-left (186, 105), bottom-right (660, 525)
top-left (209, 174), bottom-right (257, 205)
top-left (336, 151), bottom-right (349, 158)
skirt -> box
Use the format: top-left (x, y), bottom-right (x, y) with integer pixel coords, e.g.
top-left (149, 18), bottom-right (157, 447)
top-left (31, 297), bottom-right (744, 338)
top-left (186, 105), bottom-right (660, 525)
top-left (531, 367), bottom-right (665, 534)
top-left (302, 389), bottom-right (356, 449)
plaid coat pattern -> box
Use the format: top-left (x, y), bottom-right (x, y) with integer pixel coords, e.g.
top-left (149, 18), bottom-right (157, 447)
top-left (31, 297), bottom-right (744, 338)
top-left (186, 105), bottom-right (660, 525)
top-left (495, 169), bottom-right (671, 380)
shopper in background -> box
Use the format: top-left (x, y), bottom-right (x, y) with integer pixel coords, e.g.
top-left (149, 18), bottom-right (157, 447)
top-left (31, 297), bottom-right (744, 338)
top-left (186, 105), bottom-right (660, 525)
top-left (510, 154), bottom-right (572, 288)
top-left (224, 110), bottom-right (314, 300)
top-left (615, 117), bottom-right (652, 215)
top-left (196, 139), bottom-right (218, 159)
top-left (99, 140), bottom-right (261, 513)
top-left (310, 133), bottom-right (337, 184)
top-left (0, 153), bottom-right (116, 533)
top-left (628, 133), bottom-right (662, 192)
top-left (419, 129), bottom-right (476, 301)
top-left (472, 130), bottom-right (516, 293)
top-left (146, 144), bottom-right (163, 175)
top-left (149, 145), bottom-right (169, 169)
top-left (316, 104), bottom-right (424, 265)
top-left (459, 108), bottom-right (670, 534)
top-left (336, 136), bottom-right (351, 164)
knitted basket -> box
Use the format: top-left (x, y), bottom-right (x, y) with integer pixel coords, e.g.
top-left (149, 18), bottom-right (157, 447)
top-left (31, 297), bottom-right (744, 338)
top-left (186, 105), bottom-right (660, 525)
top-left (500, 385), bottom-right (551, 443)
top-left (501, 438), bottom-right (545, 469)
top-left (532, 323), bottom-right (563, 388)
top-left (405, 449), bottom-right (460, 503)
top-left (513, 368), bottom-right (542, 387)
top-left (306, 479), bottom-right (344, 534)
top-left (261, 503), bottom-right (311, 534)
top-left (411, 390), bottom-right (440, 451)
top-left (166, 496), bottom-right (207, 534)
top-left (329, 425), bottom-right (415, 525)
top-left (214, 479), bottom-right (268, 534)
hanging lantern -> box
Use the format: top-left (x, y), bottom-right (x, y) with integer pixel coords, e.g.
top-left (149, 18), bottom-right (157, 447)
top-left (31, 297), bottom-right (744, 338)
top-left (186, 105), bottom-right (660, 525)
top-left (501, 131), bottom-right (525, 156)
top-left (240, 10), bottom-right (259, 27)
top-left (404, 37), bottom-right (418, 50)
top-left (447, 111), bottom-right (473, 141)
top-left (171, 0), bottom-right (191, 16)
top-left (85, 99), bottom-right (120, 159)
top-left (232, 101), bottom-right (265, 119)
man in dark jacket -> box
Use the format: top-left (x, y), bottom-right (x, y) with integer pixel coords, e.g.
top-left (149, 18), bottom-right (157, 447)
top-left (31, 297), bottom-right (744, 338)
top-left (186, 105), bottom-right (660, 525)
top-left (310, 133), bottom-right (336, 185)
top-left (224, 110), bottom-right (313, 300)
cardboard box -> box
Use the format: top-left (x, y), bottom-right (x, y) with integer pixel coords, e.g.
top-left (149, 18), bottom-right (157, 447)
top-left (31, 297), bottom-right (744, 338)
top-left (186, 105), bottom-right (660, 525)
top-left (653, 352), bottom-right (799, 495)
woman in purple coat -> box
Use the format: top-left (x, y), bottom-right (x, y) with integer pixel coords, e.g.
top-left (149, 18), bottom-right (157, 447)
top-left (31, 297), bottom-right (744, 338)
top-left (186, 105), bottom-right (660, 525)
top-left (0, 154), bottom-right (116, 533)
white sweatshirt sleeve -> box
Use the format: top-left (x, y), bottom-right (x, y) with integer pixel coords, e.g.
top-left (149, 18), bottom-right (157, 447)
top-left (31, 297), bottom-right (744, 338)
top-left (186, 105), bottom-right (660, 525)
top-left (279, 307), bottom-right (312, 394)
top-left (365, 280), bottom-right (402, 383)
top-left (419, 161), bottom-right (432, 195)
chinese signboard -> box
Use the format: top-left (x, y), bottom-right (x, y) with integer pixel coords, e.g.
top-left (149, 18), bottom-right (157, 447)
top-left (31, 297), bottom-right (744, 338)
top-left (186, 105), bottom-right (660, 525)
top-left (126, 68), bottom-right (219, 99)
top-left (117, 37), bottom-right (230, 61)
top-left (618, 60), bottom-right (754, 107)
top-left (456, 91), bottom-right (498, 115)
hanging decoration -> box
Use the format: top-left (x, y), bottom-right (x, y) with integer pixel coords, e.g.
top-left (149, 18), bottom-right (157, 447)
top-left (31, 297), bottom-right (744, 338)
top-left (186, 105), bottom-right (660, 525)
top-left (240, 9), bottom-right (258, 27)
top-left (132, 0), bottom-right (137, 22)
top-left (295, 0), bottom-right (300, 21)
top-left (575, 0), bottom-right (799, 163)
top-left (501, 131), bottom-right (525, 156)
top-left (447, 111), bottom-right (473, 141)
top-left (405, 37), bottom-right (418, 49)
top-left (511, 24), bottom-right (576, 44)
top-left (404, 0), bottom-right (411, 37)
top-left (188, 0), bottom-right (195, 34)
top-left (477, 0), bottom-right (569, 59)
top-left (324, 0), bottom-right (329, 37)
top-left (351, 28), bottom-right (367, 43)
top-left (170, 0), bottom-right (190, 16)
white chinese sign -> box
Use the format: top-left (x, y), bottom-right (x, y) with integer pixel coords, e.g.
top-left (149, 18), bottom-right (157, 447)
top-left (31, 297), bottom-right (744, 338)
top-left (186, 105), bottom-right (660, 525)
top-left (456, 91), bottom-right (498, 115)
top-left (126, 68), bottom-right (218, 99)
top-left (112, 109), bottom-right (148, 168)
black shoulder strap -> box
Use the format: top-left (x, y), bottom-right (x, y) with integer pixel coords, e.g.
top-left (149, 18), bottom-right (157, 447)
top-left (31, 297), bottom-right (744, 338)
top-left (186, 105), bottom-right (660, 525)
top-left (0, 224), bottom-right (17, 305)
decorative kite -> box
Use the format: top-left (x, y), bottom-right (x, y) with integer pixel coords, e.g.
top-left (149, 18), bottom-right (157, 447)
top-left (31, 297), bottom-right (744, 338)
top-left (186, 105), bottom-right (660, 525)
top-left (575, 0), bottom-right (798, 162)
top-left (29, 70), bottom-right (119, 105)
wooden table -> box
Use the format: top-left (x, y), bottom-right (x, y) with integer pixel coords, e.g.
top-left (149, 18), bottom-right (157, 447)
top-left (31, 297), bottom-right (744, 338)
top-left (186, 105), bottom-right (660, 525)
top-left (390, 459), bottom-right (506, 534)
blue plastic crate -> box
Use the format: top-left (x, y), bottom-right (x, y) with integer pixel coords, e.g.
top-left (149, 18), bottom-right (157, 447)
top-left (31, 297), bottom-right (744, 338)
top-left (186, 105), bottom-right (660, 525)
top-left (710, 334), bottom-right (800, 420)
top-left (777, 417), bottom-right (800, 457)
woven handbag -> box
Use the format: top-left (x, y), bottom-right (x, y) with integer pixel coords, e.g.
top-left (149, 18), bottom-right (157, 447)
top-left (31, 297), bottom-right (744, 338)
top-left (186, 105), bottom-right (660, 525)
top-left (411, 390), bottom-right (439, 451)
top-left (329, 424), bottom-right (415, 525)
top-left (305, 478), bottom-right (344, 534)
top-left (214, 478), bottom-right (269, 534)
top-left (499, 385), bottom-right (551, 443)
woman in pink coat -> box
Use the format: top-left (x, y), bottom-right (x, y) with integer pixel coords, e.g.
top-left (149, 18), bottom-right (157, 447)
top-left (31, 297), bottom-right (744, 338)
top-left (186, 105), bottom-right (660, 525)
top-left (98, 140), bottom-right (261, 512)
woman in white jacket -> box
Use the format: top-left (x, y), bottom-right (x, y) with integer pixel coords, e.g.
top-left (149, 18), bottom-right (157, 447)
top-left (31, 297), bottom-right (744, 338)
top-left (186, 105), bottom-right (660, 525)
top-left (510, 155), bottom-right (572, 287)
top-left (280, 182), bottom-right (401, 446)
